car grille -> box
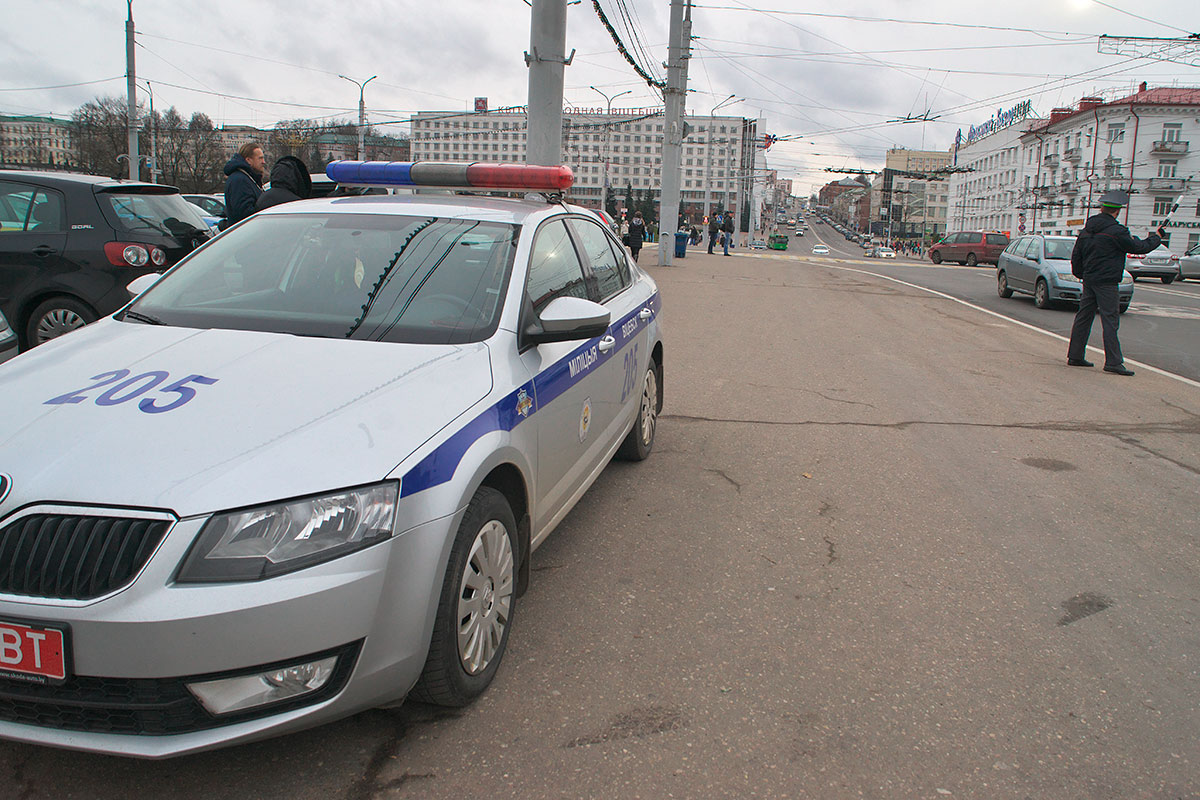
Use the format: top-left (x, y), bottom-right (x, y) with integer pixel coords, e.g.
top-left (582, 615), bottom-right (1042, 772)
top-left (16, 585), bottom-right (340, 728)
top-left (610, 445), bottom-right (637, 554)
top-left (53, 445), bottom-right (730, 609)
top-left (0, 514), bottom-right (171, 600)
top-left (0, 642), bottom-right (360, 735)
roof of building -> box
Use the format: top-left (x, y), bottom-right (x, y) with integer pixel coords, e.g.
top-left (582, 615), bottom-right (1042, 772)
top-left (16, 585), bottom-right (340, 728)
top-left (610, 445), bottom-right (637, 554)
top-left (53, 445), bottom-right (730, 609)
top-left (1025, 85), bottom-right (1200, 133)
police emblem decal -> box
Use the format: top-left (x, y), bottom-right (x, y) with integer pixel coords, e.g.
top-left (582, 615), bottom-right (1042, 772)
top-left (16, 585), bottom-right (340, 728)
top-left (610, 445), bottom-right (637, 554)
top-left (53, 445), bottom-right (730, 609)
top-left (579, 398), bottom-right (592, 442)
top-left (516, 388), bottom-right (533, 419)
top-left (0, 474), bottom-right (10, 505)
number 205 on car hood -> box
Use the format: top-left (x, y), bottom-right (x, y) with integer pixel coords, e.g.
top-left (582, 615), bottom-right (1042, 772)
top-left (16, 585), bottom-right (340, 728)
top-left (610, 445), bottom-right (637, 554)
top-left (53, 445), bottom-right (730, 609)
top-left (0, 318), bottom-right (492, 517)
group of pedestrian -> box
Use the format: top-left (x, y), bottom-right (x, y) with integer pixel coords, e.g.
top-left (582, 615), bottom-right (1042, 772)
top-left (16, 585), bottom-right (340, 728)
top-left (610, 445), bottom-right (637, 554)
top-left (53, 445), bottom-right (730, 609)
top-left (220, 141), bottom-right (312, 230)
top-left (706, 213), bottom-right (735, 256)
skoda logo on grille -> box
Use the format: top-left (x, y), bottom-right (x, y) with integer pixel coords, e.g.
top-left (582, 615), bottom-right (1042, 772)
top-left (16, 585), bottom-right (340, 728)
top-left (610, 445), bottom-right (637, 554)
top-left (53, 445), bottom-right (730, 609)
top-left (0, 474), bottom-right (10, 505)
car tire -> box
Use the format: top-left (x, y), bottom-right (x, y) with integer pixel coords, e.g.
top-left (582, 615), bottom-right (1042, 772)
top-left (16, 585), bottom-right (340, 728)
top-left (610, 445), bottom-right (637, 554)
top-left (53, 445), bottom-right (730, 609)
top-left (930, 251), bottom-right (942, 264)
top-left (1034, 278), bottom-right (1051, 309)
top-left (1161, 275), bottom-right (1176, 285)
top-left (411, 486), bottom-right (518, 707)
top-left (997, 271), bottom-right (1013, 298)
top-left (25, 296), bottom-right (97, 348)
top-left (1119, 303), bottom-right (1129, 314)
top-left (617, 355), bottom-right (661, 461)
top-left (966, 253), bottom-right (978, 267)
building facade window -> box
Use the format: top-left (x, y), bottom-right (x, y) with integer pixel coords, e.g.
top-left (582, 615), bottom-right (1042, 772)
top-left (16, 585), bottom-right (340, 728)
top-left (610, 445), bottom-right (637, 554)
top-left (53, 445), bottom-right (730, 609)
top-left (1106, 123), bottom-right (1125, 143)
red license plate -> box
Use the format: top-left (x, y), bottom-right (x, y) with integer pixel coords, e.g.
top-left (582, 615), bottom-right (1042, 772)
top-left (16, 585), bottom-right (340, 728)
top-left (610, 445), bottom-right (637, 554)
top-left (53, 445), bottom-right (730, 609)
top-left (0, 620), bottom-right (68, 684)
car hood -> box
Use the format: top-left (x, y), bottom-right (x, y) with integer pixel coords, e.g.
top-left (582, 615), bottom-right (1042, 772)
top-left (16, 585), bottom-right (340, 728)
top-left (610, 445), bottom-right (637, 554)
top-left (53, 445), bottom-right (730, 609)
top-left (0, 321), bottom-right (492, 517)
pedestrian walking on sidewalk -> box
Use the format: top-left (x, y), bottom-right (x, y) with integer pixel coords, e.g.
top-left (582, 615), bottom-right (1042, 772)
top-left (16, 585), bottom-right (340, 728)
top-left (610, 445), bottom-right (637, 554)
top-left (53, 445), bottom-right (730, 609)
top-left (707, 214), bottom-right (720, 254)
top-left (1066, 189), bottom-right (1163, 376)
top-left (722, 212), bottom-right (734, 256)
top-left (627, 211), bottom-right (646, 263)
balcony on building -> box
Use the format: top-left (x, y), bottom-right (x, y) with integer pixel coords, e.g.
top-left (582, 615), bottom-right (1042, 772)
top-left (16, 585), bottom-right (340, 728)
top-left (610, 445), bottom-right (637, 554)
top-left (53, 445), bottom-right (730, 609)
top-left (1042, 154), bottom-right (1060, 169)
top-left (1063, 147), bottom-right (1082, 163)
top-left (1147, 177), bottom-right (1186, 192)
top-left (1150, 140), bottom-right (1189, 155)
top-left (1060, 181), bottom-right (1079, 195)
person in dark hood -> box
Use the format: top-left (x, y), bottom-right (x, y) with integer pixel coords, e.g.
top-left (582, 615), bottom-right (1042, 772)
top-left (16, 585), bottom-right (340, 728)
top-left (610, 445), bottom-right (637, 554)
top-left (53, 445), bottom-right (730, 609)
top-left (255, 156), bottom-right (313, 211)
top-left (1066, 189), bottom-right (1164, 376)
top-left (221, 142), bottom-right (265, 229)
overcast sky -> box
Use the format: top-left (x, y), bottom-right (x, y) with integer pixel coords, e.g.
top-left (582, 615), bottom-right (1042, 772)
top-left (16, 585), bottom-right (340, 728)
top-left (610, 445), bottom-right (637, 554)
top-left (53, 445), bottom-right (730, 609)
top-left (2, 0), bottom-right (1196, 192)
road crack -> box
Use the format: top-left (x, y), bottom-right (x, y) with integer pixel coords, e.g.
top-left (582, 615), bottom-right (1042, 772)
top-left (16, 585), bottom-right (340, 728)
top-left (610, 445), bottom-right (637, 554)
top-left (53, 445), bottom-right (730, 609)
top-left (704, 468), bottom-right (742, 493)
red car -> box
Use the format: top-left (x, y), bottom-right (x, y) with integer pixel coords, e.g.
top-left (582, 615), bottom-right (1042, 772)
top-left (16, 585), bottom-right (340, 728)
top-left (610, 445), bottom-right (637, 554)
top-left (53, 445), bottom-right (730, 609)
top-left (929, 230), bottom-right (1010, 266)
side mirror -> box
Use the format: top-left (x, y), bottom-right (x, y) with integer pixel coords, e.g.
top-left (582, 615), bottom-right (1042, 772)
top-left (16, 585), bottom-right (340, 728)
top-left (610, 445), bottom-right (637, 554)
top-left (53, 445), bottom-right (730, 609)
top-left (126, 272), bottom-right (163, 297)
top-left (525, 296), bottom-right (611, 345)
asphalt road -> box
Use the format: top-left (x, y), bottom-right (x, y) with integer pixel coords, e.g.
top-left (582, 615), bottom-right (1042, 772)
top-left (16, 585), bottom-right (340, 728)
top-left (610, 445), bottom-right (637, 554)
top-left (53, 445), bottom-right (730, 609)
top-left (803, 221), bottom-right (1200, 382)
top-left (2, 244), bottom-right (1198, 799)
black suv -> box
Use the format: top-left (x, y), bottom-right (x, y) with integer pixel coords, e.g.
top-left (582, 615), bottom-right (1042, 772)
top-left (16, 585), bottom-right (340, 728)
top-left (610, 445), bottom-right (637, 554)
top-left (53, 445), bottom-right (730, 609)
top-left (0, 170), bottom-right (212, 350)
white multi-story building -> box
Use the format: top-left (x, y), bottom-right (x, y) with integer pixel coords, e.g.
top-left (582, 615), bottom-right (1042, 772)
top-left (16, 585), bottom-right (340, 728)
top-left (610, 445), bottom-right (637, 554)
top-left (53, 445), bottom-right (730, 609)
top-left (1018, 85), bottom-right (1199, 252)
top-left (0, 115), bottom-right (77, 170)
top-left (947, 100), bottom-right (1040, 236)
top-left (410, 108), bottom-right (757, 221)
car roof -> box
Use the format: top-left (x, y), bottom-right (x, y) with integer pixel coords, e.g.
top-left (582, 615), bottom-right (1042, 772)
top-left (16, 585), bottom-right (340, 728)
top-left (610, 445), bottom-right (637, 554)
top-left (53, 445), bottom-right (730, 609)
top-left (254, 192), bottom-right (587, 226)
top-left (0, 169), bottom-right (174, 192)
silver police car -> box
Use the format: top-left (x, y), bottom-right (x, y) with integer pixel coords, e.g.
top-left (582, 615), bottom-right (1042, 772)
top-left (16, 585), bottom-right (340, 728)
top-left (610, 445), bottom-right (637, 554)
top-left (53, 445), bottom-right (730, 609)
top-left (0, 162), bottom-right (663, 757)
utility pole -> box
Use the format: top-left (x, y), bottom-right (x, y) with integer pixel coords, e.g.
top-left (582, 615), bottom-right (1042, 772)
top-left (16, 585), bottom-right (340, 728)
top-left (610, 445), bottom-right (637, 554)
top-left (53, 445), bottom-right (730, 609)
top-left (657, 0), bottom-right (691, 266)
top-left (339, 74), bottom-right (377, 160)
top-left (526, 0), bottom-right (573, 166)
top-left (125, 0), bottom-right (138, 180)
top-left (144, 81), bottom-right (159, 183)
top-left (591, 86), bottom-right (631, 216)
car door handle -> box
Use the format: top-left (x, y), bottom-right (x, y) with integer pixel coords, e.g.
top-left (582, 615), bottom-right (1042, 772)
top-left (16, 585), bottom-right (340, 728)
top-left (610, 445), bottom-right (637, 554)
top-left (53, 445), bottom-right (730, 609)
top-left (638, 307), bottom-right (652, 321)
top-left (32, 245), bottom-right (56, 257)
top-left (598, 335), bottom-right (616, 353)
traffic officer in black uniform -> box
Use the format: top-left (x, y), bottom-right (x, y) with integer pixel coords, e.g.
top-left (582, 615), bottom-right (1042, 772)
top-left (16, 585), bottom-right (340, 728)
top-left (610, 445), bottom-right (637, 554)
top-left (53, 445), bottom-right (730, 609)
top-left (1066, 189), bottom-right (1164, 376)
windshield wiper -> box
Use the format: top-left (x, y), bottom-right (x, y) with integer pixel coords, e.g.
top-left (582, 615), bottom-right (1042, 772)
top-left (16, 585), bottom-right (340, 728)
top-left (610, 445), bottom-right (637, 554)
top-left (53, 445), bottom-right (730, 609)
top-left (122, 310), bottom-right (165, 325)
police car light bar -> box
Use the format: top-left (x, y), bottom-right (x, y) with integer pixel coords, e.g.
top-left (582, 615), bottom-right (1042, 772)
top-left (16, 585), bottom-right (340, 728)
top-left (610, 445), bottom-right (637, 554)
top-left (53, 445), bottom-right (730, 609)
top-left (326, 161), bottom-right (574, 192)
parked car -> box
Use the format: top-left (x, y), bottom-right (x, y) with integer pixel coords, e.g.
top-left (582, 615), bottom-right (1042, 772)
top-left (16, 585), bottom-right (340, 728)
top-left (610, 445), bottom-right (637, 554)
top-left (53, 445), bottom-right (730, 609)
top-left (0, 310), bottom-right (16, 364)
top-left (750, 239), bottom-right (767, 250)
top-left (1125, 244), bottom-right (1180, 284)
top-left (997, 234), bottom-right (1133, 312)
top-left (0, 161), bottom-right (663, 757)
top-left (0, 170), bottom-right (213, 350)
top-left (929, 230), bottom-right (1009, 266)
top-left (182, 194), bottom-right (226, 220)
top-left (1179, 244), bottom-right (1200, 281)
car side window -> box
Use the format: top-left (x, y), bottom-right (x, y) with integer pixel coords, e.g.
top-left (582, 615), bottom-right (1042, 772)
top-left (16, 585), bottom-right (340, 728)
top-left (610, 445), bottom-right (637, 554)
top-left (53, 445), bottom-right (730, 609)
top-left (526, 219), bottom-right (588, 314)
top-left (0, 181), bottom-right (35, 232)
top-left (944, 233), bottom-right (960, 244)
top-left (27, 190), bottom-right (65, 232)
top-left (965, 232), bottom-right (983, 244)
top-left (1004, 238), bottom-right (1022, 254)
top-left (986, 233), bottom-right (1008, 246)
top-left (567, 217), bottom-right (628, 301)
top-left (1024, 239), bottom-right (1042, 260)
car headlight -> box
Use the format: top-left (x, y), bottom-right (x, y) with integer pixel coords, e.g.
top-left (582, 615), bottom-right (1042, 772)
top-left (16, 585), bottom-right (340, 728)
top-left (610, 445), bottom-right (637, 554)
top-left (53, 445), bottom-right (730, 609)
top-left (1055, 272), bottom-right (1077, 283)
top-left (177, 483), bottom-right (398, 582)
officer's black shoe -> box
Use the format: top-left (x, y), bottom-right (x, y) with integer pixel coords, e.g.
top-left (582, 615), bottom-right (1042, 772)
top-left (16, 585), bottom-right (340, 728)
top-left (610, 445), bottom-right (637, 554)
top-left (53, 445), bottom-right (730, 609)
top-left (1067, 358), bottom-right (1094, 367)
top-left (1103, 364), bottom-right (1135, 376)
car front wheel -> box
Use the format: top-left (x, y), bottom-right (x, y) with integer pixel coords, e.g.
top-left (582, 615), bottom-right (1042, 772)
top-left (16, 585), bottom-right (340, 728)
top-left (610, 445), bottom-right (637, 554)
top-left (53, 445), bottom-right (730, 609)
top-left (1119, 303), bottom-right (1130, 314)
top-left (412, 486), bottom-right (517, 707)
top-left (1034, 278), bottom-right (1051, 309)
top-left (1162, 275), bottom-right (1176, 285)
top-left (997, 271), bottom-right (1013, 298)
top-left (930, 251), bottom-right (942, 264)
top-left (966, 253), bottom-right (978, 267)
top-left (25, 296), bottom-right (96, 348)
top-left (617, 355), bottom-right (661, 461)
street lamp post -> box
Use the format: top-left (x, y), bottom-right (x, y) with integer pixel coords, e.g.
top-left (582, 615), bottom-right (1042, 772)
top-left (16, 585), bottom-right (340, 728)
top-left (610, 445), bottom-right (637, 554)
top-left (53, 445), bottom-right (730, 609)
top-left (704, 94), bottom-right (737, 224)
top-left (590, 86), bottom-right (631, 216)
top-left (339, 74), bottom-right (377, 160)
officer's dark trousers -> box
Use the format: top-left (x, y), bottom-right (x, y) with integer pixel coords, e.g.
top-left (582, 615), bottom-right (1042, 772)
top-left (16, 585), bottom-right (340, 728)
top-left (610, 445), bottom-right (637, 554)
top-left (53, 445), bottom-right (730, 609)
top-left (707, 231), bottom-right (717, 254)
top-left (1067, 281), bottom-right (1123, 367)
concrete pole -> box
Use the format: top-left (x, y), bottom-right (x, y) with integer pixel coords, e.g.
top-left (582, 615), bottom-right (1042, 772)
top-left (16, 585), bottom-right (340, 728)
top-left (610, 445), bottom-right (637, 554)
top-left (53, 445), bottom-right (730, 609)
top-left (657, 0), bottom-right (691, 266)
top-left (526, 0), bottom-right (569, 166)
top-left (339, 75), bottom-right (376, 160)
top-left (591, 86), bottom-right (630, 214)
top-left (146, 82), bottom-right (158, 183)
top-left (125, 0), bottom-right (138, 180)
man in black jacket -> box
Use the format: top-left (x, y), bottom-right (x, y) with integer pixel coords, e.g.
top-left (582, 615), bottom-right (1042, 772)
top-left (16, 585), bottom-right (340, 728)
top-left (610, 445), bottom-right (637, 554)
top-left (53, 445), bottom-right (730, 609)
top-left (1066, 190), bottom-right (1163, 376)
top-left (255, 156), bottom-right (313, 211)
top-left (220, 142), bottom-right (266, 229)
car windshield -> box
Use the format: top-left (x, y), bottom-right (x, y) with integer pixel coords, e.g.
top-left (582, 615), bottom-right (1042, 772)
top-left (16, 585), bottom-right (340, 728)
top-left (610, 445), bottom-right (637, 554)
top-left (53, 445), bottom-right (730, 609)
top-left (101, 191), bottom-right (212, 237)
top-left (125, 213), bottom-right (518, 345)
top-left (1044, 238), bottom-right (1075, 260)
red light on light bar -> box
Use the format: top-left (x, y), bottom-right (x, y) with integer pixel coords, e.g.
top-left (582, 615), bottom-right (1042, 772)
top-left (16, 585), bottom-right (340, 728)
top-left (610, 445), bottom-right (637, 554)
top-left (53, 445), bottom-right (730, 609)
top-left (466, 163), bottom-right (574, 191)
